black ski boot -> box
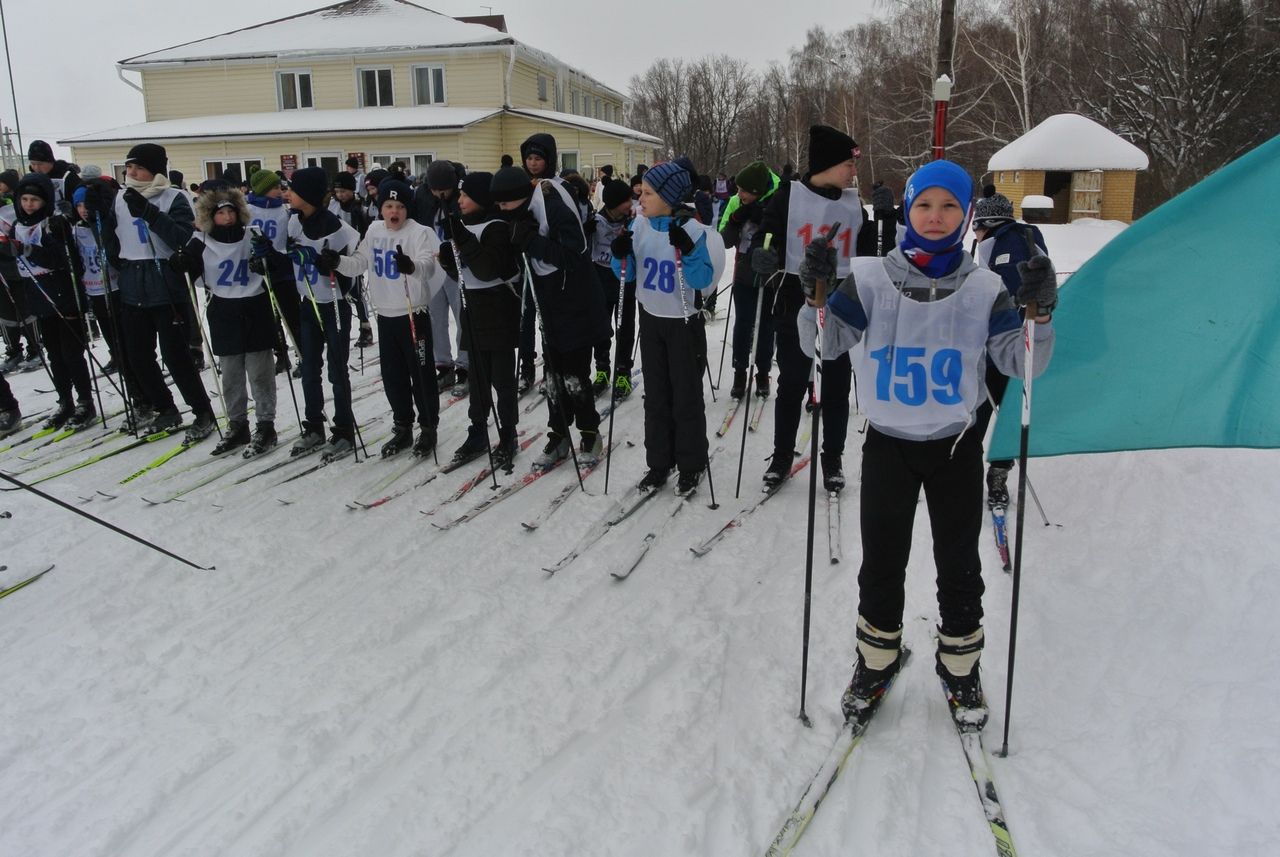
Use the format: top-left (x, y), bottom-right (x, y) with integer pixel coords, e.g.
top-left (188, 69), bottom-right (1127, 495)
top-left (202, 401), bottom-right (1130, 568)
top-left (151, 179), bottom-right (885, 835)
top-left (675, 468), bottom-right (702, 497)
top-left (435, 364), bottom-right (457, 390)
top-left (491, 428), bottom-right (519, 471)
top-left (145, 407), bottom-right (182, 434)
top-left (822, 452), bottom-right (845, 493)
top-left (355, 323), bottom-right (374, 349)
top-left (43, 400), bottom-right (73, 430)
top-left (184, 410), bottom-right (218, 445)
top-left (0, 406), bottom-right (20, 439)
top-left (450, 425), bottom-right (489, 467)
top-left (986, 465), bottom-right (1011, 509)
top-left (730, 368), bottom-right (748, 399)
top-left (450, 367), bottom-right (469, 398)
top-left (244, 422), bottom-right (278, 458)
top-left (762, 449), bottom-right (794, 491)
top-left (755, 368), bottom-right (771, 398)
top-left (840, 619), bottom-right (905, 722)
top-left (211, 420), bottom-right (251, 455)
top-left (638, 468), bottom-right (669, 494)
top-left (592, 369), bottom-right (610, 397)
top-left (67, 402), bottom-right (97, 430)
top-left (579, 429), bottom-right (603, 466)
top-left (413, 423), bottom-right (437, 458)
top-left (937, 628), bottom-right (988, 730)
top-left (381, 422), bottom-right (414, 458)
top-left (613, 373), bottom-right (633, 400)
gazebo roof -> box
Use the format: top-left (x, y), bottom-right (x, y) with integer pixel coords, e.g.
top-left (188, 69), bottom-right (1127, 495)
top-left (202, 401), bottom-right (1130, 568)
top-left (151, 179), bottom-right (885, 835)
top-left (989, 114), bottom-right (1149, 171)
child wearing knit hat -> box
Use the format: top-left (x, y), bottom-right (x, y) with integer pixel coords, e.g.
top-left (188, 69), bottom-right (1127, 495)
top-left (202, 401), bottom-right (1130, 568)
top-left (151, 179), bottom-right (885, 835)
top-left (281, 166), bottom-right (363, 462)
top-left (609, 161), bottom-right (727, 496)
top-left (748, 123), bottom-right (865, 496)
top-left (327, 171), bottom-right (374, 349)
top-left (585, 179), bottom-right (640, 402)
top-left (797, 158), bottom-right (1057, 729)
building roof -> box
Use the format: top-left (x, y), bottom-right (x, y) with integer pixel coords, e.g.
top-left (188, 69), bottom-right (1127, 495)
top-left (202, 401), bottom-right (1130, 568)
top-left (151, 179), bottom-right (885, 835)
top-left (119, 0), bottom-right (511, 66)
top-left (118, 0), bottom-right (624, 100)
top-left (58, 106), bottom-right (661, 147)
top-left (988, 113), bottom-right (1150, 171)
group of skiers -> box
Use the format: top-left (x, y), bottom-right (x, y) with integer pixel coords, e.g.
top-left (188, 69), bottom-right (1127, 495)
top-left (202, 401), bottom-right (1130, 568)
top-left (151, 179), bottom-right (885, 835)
top-left (0, 124), bottom-right (1060, 731)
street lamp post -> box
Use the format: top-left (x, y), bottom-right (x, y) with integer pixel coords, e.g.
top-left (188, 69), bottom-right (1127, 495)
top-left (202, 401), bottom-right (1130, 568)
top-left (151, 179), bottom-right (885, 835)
top-left (931, 74), bottom-right (952, 161)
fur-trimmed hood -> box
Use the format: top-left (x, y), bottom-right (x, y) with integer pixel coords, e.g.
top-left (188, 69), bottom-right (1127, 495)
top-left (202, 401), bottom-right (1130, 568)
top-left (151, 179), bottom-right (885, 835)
top-left (194, 186), bottom-right (250, 234)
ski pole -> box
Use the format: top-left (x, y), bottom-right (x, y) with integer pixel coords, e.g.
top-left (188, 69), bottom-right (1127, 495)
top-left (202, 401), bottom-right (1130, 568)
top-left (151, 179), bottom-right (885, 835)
top-left (603, 257), bottom-right (626, 494)
top-left (57, 229), bottom-right (106, 428)
top-left (521, 253), bottom-right (585, 493)
top-left (250, 228), bottom-right (303, 432)
top-left (998, 235), bottom-right (1048, 758)
top-left (444, 238), bottom-right (499, 483)
top-left (735, 234), bottom-right (772, 498)
top-left (714, 277), bottom-right (734, 390)
top-left (182, 269), bottom-right (226, 440)
top-left (0, 470), bottom-right (215, 571)
top-left (799, 221), bottom-right (841, 728)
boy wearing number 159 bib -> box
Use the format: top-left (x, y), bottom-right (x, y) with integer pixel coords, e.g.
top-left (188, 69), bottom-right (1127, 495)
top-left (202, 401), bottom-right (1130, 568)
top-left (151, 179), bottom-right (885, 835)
top-left (799, 160), bottom-right (1056, 727)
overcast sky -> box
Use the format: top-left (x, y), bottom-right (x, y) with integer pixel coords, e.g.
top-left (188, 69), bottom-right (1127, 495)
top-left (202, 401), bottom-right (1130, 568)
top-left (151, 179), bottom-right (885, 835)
top-left (0, 0), bottom-right (878, 161)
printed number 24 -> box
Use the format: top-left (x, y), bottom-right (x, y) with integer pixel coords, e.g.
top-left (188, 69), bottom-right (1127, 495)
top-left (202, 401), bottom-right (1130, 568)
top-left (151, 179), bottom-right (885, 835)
top-left (869, 345), bottom-right (963, 406)
top-left (797, 222), bottom-right (851, 258)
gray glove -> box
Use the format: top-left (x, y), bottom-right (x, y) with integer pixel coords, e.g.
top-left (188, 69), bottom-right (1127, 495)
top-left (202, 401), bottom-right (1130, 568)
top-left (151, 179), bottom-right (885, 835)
top-left (799, 235), bottom-right (837, 300)
top-left (1016, 254), bottom-right (1057, 314)
top-left (750, 245), bottom-right (780, 278)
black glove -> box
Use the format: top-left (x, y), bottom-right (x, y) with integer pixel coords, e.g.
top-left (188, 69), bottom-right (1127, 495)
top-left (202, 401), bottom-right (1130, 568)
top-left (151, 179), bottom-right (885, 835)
top-left (610, 230), bottom-right (633, 260)
top-left (45, 213), bottom-right (72, 242)
top-left (438, 241), bottom-right (458, 281)
top-left (668, 222), bottom-right (696, 255)
top-left (751, 245), bottom-right (780, 278)
top-left (729, 202), bottom-right (759, 225)
top-left (248, 255), bottom-right (267, 276)
top-left (393, 244), bottom-right (415, 276)
top-left (250, 231), bottom-right (272, 259)
top-left (445, 215), bottom-right (471, 247)
top-left (1016, 254), bottom-right (1057, 315)
top-left (82, 181), bottom-right (115, 216)
top-left (583, 216), bottom-right (598, 237)
top-left (168, 246), bottom-right (198, 276)
top-left (798, 235), bottom-right (837, 300)
top-left (317, 247), bottom-right (342, 275)
top-left (509, 216), bottom-right (538, 250)
top-left (122, 188), bottom-right (157, 223)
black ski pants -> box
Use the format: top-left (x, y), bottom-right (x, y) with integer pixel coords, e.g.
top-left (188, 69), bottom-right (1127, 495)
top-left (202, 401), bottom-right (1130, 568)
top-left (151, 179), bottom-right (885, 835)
top-left (858, 423), bottom-right (986, 638)
top-left (37, 315), bottom-right (92, 405)
top-left (730, 258), bottom-right (776, 374)
top-left (0, 371), bottom-right (16, 412)
top-left (638, 307), bottom-right (709, 475)
top-left (299, 299), bottom-right (353, 430)
top-left (90, 292), bottom-right (148, 408)
top-left (467, 346), bottom-right (518, 439)
top-left (377, 311), bottom-right (438, 429)
top-left (772, 304), bottom-right (851, 458)
top-left (592, 264), bottom-right (636, 376)
top-left (122, 302), bottom-right (211, 415)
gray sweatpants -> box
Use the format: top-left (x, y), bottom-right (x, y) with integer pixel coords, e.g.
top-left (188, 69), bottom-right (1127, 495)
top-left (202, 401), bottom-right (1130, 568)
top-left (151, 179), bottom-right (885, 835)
top-left (429, 276), bottom-right (468, 369)
top-left (221, 350), bottom-right (277, 424)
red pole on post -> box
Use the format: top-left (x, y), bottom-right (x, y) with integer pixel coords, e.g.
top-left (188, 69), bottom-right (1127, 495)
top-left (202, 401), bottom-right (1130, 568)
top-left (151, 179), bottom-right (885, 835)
top-left (931, 74), bottom-right (953, 161)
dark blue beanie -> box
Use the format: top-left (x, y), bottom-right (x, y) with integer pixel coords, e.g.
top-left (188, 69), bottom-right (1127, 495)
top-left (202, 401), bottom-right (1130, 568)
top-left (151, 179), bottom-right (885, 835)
top-left (288, 167), bottom-right (328, 210)
top-left (378, 178), bottom-right (413, 208)
top-left (642, 161), bottom-right (691, 209)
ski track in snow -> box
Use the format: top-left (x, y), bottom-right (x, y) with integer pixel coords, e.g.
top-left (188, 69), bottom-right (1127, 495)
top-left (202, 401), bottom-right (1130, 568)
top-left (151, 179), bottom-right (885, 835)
top-left (3, 267), bottom-right (1279, 856)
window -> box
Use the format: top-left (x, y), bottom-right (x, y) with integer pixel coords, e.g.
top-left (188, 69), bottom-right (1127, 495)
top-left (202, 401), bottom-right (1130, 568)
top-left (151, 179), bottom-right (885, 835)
top-left (413, 65), bottom-right (447, 105)
top-left (204, 158), bottom-right (263, 184)
top-left (570, 90), bottom-right (578, 114)
top-left (277, 70), bottom-right (313, 110)
top-left (561, 151), bottom-right (578, 173)
top-left (359, 68), bottom-right (394, 107)
top-left (595, 98), bottom-right (602, 120)
top-left (371, 152), bottom-right (436, 180)
top-left (537, 74), bottom-right (548, 101)
top-left (554, 83), bottom-right (564, 111)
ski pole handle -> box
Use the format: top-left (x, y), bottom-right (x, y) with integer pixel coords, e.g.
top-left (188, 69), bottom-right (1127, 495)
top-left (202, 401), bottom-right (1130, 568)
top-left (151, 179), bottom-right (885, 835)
top-left (811, 221), bottom-right (841, 307)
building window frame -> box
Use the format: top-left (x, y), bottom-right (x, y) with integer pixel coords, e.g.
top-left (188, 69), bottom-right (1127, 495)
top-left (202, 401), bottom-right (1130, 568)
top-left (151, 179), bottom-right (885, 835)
top-left (357, 66), bottom-right (395, 107)
top-left (277, 69), bottom-right (314, 111)
top-left (560, 150), bottom-right (579, 174)
top-left (203, 157), bottom-right (265, 184)
top-left (537, 74), bottom-right (548, 102)
top-left (370, 152), bottom-right (437, 180)
top-left (411, 64), bottom-right (447, 105)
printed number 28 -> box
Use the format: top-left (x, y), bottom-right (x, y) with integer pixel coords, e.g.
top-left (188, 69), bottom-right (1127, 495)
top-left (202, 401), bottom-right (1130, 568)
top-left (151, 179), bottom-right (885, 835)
top-left (869, 346), bottom-right (963, 406)
top-left (642, 257), bottom-right (676, 293)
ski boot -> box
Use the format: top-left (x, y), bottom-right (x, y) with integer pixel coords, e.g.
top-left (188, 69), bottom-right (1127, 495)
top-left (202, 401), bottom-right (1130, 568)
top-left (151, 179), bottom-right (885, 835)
top-left (532, 433), bottom-right (570, 471)
top-left (184, 410), bottom-right (218, 445)
top-left (67, 402), bottom-right (97, 430)
top-left (937, 628), bottom-right (988, 730)
top-left (822, 452), bottom-right (845, 493)
top-left (291, 421), bottom-right (326, 456)
top-left (986, 465), bottom-right (1011, 509)
top-left (730, 368), bottom-right (748, 400)
top-left (637, 468), bottom-right (669, 494)
top-left (435, 363), bottom-right (457, 390)
top-left (491, 428), bottom-right (518, 471)
top-left (321, 427), bottom-right (356, 463)
top-left (450, 425), bottom-right (489, 467)
top-left (675, 468), bottom-right (702, 498)
top-left (613, 373), bottom-right (633, 401)
top-left (579, 430), bottom-right (603, 466)
top-left (450, 367), bottom-right (469, 398)
top-left (592, 369), bottom-right (610, 397)
top-left (755, 369), bottom-right (771, 398)
top-left (841, 619), bottom-right (905, 722)
top-left (0, 353), bottom-right (19, 373)
top-left (762, 449), bottom-right (794, 491)
top-left (211, 420), bottom-right (250, 455)
top-left (381, 422), bottom-right (414, 458)
top-left (0, 406), bottom-right (20, 439)
top-left (413, 424), bottom-right (437, 458)
top-left (244, 422), bottom-right (278, 458)
top-left (42, 401), bottom-right (73, 430)
top-left (144, 407), bottom-right (182, 434)
top-left (355, 323), bottom-right (374, 349)
top-left (19, 351), bottom-right (43, 372)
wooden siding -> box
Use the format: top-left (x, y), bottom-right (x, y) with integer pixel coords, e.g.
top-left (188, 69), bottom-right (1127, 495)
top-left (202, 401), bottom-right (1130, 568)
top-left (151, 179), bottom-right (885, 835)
top-left (140, 53), bottom-right (509, 121)
top-left (1100, 170), bottom-right (1137, 223)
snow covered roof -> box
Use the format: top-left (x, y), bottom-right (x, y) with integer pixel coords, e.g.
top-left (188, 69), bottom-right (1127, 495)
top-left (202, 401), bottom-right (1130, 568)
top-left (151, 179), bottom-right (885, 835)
top-left (119, 0), bottom-right (512, 66)
top-left (59, 106), bottom-right (502, 145)
top-left (988, 113), bottom-right (1149, 171)
top-left (508, 108), bottom-right (662, 146)
top-left (58, 107), bottom-right (660, 147)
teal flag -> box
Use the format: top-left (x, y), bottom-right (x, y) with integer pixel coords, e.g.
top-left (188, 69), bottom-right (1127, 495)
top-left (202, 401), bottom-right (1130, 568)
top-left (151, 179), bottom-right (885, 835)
top-left (990, 134), bottom-right (1280, 460)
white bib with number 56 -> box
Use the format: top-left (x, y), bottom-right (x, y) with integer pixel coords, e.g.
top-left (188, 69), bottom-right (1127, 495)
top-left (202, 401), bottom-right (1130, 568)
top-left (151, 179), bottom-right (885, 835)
top-left (850, 257), bottom-right (1000, 434)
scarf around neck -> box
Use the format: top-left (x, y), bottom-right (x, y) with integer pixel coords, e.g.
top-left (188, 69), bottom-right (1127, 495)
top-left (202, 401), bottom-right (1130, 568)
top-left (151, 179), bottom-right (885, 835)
top-left (125, 173), bottom-right (171, 199)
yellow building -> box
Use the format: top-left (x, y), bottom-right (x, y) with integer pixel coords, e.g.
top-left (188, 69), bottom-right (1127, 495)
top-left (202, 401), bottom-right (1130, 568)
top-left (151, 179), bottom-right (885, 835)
top-left (988, 113), bottom-right (1149, 224)
top-left (60, 1), bottom-right (660, 185)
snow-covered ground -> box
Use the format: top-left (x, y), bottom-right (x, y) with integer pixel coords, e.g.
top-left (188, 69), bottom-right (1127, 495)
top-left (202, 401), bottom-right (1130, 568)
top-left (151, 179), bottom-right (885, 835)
top-left (3, 241), bottom-right (1276, 856)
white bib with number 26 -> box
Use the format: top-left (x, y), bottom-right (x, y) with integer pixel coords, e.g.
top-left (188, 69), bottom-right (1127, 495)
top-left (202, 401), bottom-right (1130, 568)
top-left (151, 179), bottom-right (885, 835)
top-left (850, 257), bottom-right (1000, 435)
